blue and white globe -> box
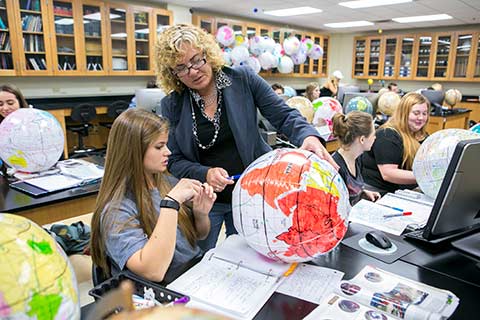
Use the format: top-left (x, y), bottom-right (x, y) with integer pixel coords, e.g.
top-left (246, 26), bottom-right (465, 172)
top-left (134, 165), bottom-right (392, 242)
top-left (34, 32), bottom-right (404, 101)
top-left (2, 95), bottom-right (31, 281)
top-left (413, 129), bottom-right (480, 199)
top-left (345, 96), bottom-right (374, 115)
top-left (0, 108), bottom-right (64, 173)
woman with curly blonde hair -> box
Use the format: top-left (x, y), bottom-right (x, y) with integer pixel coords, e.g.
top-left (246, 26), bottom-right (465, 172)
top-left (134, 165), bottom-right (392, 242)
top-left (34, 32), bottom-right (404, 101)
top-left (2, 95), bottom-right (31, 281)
top-left (155, 24), bottom-right (337, 250)
top-left (361, 92), bottom-right (429, 194)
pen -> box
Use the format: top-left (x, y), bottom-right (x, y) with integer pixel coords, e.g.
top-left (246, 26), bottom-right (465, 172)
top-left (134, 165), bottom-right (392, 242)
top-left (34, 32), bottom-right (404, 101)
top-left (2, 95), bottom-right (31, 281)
top-left (283, 263), bottom-right (298, 277)
top-left (384, 212), bottom-right (412, 218)
top-left (228, 174), bottom-right (241, 180)
top-left (173, 296), bottom-right (190, 305)
top-left (377, 203), bottom-right (404, 212)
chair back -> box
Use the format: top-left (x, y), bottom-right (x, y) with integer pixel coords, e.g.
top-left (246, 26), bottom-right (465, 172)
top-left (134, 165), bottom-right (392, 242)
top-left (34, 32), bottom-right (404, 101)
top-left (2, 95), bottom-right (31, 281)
top-left (71, 103), bottom-right (97, 124)
top-left (107, 101), bottom-right (128, 119)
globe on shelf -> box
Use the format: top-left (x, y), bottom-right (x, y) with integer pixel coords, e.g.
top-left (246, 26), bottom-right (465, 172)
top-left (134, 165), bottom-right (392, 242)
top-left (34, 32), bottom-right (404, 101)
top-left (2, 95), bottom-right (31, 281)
top-left (232, 148), bottom-right (351, 263)
top-left (345, 96), bottom-right (374, 115)
top-left (0, 108), bottom-right (64, 173)
top-left (0, 214), bottom-right (80, 319)
top-left (286, 96), bottom-right (315, 123)
top-left (377, 92), bottom-right (400, 116)
top-left (413, 129), bottom-right (480, 199)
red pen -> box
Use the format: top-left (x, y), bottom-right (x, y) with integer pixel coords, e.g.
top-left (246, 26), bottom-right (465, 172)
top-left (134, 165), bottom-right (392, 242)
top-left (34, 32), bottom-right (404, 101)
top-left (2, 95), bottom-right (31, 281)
top-left (383, 212), bottom-right (413, 218)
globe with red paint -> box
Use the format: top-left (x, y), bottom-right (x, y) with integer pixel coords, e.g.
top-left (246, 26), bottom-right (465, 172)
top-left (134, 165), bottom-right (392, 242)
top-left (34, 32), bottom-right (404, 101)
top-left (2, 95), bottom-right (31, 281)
top-left (232, 148), bottom-right (351, 263)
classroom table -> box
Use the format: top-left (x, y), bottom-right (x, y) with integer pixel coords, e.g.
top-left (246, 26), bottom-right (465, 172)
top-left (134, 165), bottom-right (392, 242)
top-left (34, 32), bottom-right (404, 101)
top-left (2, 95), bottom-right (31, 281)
top-left (82, 222), bottom-right (479, 320)
top-left (0, 156), bottom-right (103, 225)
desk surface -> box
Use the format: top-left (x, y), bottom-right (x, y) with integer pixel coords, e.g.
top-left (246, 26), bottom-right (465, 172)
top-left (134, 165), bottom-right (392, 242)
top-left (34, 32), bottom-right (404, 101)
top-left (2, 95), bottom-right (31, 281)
top-left (0, 156), bottom-right (103, 214)
top-left (82, 222), bottom-right (479, 320)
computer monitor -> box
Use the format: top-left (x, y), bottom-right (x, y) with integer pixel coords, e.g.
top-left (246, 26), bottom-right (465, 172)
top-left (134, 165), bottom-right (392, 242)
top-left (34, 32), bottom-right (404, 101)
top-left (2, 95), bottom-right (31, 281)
top-left (420, 89), bottom-right (444, 110)
top-left (342, 92), bottom-right (379, 113)
top-left (412, 138), bottom-right (480, 254)
top-left (337, 85), bottom-right (360, 105)
top-left (135, 88), bottom-right (166, 115)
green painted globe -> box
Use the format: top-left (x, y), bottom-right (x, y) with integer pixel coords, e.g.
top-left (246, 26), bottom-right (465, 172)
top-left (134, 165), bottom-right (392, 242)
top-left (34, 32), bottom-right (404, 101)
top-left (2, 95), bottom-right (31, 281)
top-left (0, 214), bottom-right (80, 319)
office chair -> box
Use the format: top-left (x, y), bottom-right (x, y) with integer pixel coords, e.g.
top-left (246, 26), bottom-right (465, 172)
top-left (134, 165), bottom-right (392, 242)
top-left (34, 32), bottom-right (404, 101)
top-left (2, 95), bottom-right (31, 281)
top-left (99, 100), bottom-right (129, 129)
top-left (66, 103), bottom-right (97, 158)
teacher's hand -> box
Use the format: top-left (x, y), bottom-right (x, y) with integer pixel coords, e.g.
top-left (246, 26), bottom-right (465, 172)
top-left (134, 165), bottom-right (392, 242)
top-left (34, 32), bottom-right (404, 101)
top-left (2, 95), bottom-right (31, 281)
top-left (300, 136), bottom-right (339, 171)
top-left (206, 167), bottom-right (234, 192)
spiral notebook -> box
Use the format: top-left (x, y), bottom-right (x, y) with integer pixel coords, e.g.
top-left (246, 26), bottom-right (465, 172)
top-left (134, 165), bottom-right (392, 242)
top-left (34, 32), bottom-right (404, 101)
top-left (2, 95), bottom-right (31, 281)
top-left (167, 235), bottom-right (291, 319)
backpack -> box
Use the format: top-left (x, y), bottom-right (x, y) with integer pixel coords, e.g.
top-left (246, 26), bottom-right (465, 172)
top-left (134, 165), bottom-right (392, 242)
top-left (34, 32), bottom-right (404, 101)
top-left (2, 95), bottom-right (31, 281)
top-left (49, 221), bottom-right (91, 255)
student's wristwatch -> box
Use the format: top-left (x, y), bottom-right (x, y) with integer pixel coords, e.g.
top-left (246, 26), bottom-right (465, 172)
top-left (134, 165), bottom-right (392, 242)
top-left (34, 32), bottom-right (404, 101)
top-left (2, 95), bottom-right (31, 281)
top-left (160, 199), bottom-right (180, 211)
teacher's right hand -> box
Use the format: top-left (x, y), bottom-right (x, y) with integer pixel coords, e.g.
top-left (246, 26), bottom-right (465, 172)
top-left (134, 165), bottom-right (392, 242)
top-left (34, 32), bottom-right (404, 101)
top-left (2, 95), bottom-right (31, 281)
top-left (206, 167), bottom-right (234, 192)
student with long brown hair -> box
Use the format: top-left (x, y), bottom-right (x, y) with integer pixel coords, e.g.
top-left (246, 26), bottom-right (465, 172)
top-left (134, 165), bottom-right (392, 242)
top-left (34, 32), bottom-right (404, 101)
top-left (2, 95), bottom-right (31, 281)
top-left (90, 109), bottom-right (216, 282)
top-left (361, 92), bottom-right (429, 194)
top-left (0, 84), bottom-right (29, 123)
top-left (332, 111), bottom-right (380, 205)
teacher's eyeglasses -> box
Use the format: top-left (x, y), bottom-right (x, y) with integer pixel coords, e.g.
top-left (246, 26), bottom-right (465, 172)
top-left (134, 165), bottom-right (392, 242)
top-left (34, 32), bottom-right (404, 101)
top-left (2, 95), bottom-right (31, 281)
top-left (172, 54), bottom-right (206, 77)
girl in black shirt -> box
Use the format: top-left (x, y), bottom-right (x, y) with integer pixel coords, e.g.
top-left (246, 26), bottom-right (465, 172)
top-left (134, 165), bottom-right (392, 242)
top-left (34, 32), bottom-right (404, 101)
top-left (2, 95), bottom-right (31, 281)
top-left (361, 93), bottom-right (429, 194)
top-left (332, 111), bottom-right (380, 205)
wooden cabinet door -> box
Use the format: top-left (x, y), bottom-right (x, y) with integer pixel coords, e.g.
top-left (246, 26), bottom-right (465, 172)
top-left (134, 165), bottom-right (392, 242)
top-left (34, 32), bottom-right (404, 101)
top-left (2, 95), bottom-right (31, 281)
top-left (431, 33), bottom-right (453, 81)
top-left (106, 2), bottom-right (132, 75)
top-left (48, 0), bottom-right (82, 75)
top-left (472, 32), bottom-right (480, 81)
top-left (192, 14), bottom-right (214, 34)
top-left (0, 0), bottom-right (19, 75)
top-left (352, 37), bottom-right (367, 78)
top-left (382, 36), bottom-right (398, 79)
top-left (413, 35), bottom-right (434, 80)
top-left (153, 8), bottom-right (172, 36)
top-left (451, 31), bottom-right (475, 80)
top-left (321, 36), bottom-right (329, 77)
top-left (78, 0), bottom-right (108, 75)
top-left (398, 35), bottom-right (414, 80)
top-left (131, 6), bottom-right (153, 75)
top-left (366, 37), bottom-right (381, 78)
top-left (13, 0), bottom-right (53, 75)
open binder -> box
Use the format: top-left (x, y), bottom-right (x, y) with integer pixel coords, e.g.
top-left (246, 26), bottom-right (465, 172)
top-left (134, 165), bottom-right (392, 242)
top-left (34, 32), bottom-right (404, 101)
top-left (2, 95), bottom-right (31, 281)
top-left (167, 235), bottom-right (291, 319)
top-left (10, 159), bottom-right (103, 197)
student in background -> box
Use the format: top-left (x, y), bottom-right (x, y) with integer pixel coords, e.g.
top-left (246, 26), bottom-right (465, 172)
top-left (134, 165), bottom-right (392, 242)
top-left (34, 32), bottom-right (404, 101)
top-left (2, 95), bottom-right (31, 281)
top-left (129, 79), bottom-right (159, 108)
top-left (154, 24), bottom-right (335, 250)
top-left (332, 111), bottom-right (381, 205)
top-left (361, 93), bottom-right (429, 195)
top-left (319, 70), bottom-right (343, 98)
top-left (388, 82), bottom-right (399, 93)
top-left (90, 109), bottom-right (216, 282)
top-left (0, 84), bottom-right (29, 123)
top-left (431, 83), bottom-right (443, 91)
top-left (305, 82), bottom-right (320, 101)
top-left (271, 83), bottom-right (284, 95)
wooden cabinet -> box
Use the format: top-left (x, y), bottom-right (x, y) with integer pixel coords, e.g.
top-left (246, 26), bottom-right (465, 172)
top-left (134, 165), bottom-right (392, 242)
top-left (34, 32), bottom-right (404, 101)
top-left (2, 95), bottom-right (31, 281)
top-left (192, 13), bottom-right (329, 78)
top-left (0, 0), bottom-right (172, 76)
top-left (352, 30), bottom-right (480, 82)
top-left (0, 0), bottom-right (18, 75)
top-left (381, 36), bottom-right (398, 79)
top-left (80, 0), bottom-right (107, 75)
top-left (12, 0), bottom-right (54, 75)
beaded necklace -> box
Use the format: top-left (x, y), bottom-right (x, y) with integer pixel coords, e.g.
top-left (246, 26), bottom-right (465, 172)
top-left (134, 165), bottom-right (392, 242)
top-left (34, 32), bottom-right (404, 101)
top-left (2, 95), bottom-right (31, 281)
top-left (190, 89), bottom-right (223, 150)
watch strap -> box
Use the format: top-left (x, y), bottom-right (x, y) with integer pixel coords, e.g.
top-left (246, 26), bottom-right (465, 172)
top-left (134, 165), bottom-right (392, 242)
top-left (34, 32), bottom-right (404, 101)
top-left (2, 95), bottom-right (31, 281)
top-left (160, 199), bottom-right (180, 211)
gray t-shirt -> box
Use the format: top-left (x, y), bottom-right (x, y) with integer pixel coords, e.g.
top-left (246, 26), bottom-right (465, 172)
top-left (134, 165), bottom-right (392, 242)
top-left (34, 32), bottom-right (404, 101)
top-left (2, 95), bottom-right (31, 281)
top-left (102, 189), bottom-right (201, 281)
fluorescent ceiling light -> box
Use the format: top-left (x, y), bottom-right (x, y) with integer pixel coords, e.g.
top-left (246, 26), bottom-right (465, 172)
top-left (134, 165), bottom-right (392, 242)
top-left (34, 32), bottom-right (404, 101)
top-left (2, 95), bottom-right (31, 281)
top-left (111, 32), bottom-right (127, 38)
top-left (84, 13), bottom-right (120, 21)
top-left (393, 14), bottom-right (452, 23)
top-left (264, 7), bottom-right (322, 17)
top-left (339, 0), bottom-right (412, 9)
top-left (324, 20), bottom-right (374, 28)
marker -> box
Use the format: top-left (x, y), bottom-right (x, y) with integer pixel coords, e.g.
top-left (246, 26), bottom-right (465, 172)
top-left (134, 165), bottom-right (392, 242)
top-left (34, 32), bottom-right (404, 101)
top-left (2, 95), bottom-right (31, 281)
top-left (384, 212), bottom-right (413, 218)
top-left (228, 174), bottom-right (241, 180)
top-left (283, 263), bottom-right (298, 277)
top-left (377, 203), bottom-right (404, 212)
